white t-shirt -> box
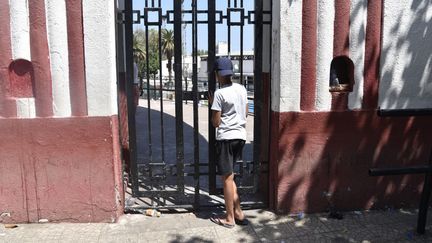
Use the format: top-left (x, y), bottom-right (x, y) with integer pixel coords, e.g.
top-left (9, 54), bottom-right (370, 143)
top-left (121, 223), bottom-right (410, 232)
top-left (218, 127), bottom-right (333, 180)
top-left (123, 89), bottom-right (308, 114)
top-left (211, 83), bottom-right (247, 141)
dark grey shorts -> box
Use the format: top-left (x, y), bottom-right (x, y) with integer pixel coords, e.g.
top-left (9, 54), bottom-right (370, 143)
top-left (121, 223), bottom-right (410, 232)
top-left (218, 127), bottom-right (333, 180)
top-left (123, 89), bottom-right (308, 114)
top-left (215, 139), bottom-right (245, 176)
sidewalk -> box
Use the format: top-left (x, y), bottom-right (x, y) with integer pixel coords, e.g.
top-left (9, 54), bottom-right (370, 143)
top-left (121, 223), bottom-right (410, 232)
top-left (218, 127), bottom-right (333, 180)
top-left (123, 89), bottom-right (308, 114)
top-left (1, 208), bottom-right (431, 243)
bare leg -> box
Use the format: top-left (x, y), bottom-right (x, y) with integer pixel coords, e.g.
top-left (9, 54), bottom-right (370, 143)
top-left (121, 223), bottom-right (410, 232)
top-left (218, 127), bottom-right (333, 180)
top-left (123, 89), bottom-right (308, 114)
top-left (233, 181), bottom-right (244, 220)
top-left (222, 173), bottom-right (235, 224)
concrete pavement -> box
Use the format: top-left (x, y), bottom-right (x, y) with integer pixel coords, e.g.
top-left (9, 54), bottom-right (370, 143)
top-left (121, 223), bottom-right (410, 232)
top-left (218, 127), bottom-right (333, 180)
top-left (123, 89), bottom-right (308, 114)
top-left (1, 208), bottom-right (432, 242)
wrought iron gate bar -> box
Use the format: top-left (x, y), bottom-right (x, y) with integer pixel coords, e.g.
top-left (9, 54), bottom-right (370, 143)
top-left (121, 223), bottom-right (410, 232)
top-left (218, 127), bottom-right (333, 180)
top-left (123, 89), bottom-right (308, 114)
top-left (157, 0), bottom-right (166, 164)
top-left (144, 7), bottom-right (162, 26)
top-left (227, 0), bottom-right (231, 55)
top-left (124, 0), bottom-right (139, 195)
top-left (207, 0), bottom-right (217, 195)
top-left (144, 7), bottom-right (153, 162)
top-left (174, 0), bottom-right (185, 194)
top-left (119, 10), bottom-right (272, 25)
top-left (192, 0), bottom-right (200, 208)
top-left (240, 0), bottom-right (244, 85)
top-left (252, 0), bottom-right (263, 193)
top-left (125, 201), bottom-right (266, 211)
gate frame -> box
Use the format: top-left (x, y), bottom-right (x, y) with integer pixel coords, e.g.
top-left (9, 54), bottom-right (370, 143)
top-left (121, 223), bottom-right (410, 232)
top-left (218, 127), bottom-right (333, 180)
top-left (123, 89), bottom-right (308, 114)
top-left (118, 0), bottom-right (271, 210)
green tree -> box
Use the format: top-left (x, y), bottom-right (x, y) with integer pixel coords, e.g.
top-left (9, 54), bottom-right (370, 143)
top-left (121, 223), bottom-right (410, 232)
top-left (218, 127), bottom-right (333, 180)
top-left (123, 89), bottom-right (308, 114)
top-left (197, 49), bottom-right (208, 56)
top-left (161, 29), bottom-right (174, 84)
top-left (133, 29), bottom-right (160, 79)
top-left (133, 29), bottom-right (160, 99)
top-left (133, 29), bottom-right (146, 78)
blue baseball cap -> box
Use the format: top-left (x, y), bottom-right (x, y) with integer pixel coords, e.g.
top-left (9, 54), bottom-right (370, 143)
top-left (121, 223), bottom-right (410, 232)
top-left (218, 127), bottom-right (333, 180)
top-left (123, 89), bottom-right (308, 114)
top-left (214, 57), bottom-right (234, 77)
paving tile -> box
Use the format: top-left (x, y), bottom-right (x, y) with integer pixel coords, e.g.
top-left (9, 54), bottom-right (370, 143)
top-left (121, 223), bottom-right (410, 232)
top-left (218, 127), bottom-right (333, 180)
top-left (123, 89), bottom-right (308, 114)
top-left (317, 213), bottom-right (366, 233)
top-left (285, 215), bottom-right (334, 237)
top-left (253, 223), bottom-right (293, 242)
top-left (1, 209), bottom-right (431, 242)
top-left (243, 210), bottom-right (293, 227)
top-left (214, 225), bottom-right (259, 242)
top-left (98, 233), bottom-right (139, 243)
top-left (138, 227), bottom-right (217, 243)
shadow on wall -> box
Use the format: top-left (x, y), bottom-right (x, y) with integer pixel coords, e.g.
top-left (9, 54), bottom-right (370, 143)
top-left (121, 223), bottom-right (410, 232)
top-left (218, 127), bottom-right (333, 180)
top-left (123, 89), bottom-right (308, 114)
top-left (379, 1), bottom-right (432, 109)
top-left (275, 1), bottom-right (432, 213)
top-left (277, 112), bottom-right (432, 213)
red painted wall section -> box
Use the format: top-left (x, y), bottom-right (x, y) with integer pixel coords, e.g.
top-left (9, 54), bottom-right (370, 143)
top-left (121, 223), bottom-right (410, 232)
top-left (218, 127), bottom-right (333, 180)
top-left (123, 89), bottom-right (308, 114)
top-left (66, 0), bottom-right (88, 116)
top-left (363, 0), bottom-right (383, 109)
top-left (269, 111), bottom-right (280, 210)
top-left (270, 110), bottom-right (432, 213)
top-left (0, 0), bottom-right (16, 118)
top-left (300, 0), bottom-right (317, 111)
top-left (0, 116), bottom-right (123, 223)
top-left (8, 60), bottom-right (35, 98)
top-left (334, 1), bottom-right (351, 57)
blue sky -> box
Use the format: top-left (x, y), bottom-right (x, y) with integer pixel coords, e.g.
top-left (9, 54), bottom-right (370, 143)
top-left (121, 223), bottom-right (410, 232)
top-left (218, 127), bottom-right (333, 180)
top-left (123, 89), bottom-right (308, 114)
top-left (132, 0), bottom-right (255, 54)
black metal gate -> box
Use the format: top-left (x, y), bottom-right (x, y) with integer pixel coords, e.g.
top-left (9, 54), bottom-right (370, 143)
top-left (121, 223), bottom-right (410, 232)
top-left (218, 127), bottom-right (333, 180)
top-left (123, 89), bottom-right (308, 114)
top-left (119, 0), bottom-right (271, 210)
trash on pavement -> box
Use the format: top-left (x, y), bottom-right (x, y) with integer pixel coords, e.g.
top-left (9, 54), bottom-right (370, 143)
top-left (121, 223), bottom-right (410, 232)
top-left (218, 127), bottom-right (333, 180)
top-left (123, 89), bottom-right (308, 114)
top-left (4, 224), bottom-right (18, 229)
top-left (145, 209), bottom-right (161, 217)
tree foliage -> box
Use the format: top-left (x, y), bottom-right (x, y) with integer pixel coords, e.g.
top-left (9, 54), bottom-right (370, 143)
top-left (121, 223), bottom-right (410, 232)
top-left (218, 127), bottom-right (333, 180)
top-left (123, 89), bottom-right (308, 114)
top-left (161, 29), bottom-right (174, 83)
top-left (133, 29), bottom-right (160, 79)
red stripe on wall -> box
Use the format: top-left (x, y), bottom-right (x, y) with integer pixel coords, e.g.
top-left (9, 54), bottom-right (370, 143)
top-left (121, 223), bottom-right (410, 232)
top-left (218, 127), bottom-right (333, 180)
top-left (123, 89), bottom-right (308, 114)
top-left (0, 1), bottom-right (17, 118)
top-left (362, 0), bottom-right (382, 109)
top-left (333, 1), bottom-right (351, 57)
top-left (29, 0), bottom-right (53, 117)
top-left (300, 0), bottom-right (317, 111)
top-left (66, 0), bottom-right (88, 116)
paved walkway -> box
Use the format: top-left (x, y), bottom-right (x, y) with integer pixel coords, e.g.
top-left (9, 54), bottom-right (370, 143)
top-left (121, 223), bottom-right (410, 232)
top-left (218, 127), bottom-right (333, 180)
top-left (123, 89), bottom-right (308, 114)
top-left (1, 208), bottom-right (431, 242)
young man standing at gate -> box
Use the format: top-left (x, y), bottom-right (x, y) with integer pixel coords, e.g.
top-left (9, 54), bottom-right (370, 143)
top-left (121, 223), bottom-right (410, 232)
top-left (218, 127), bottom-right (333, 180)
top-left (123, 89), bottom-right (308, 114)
top-left (209, 57), bottom-right (249, 228)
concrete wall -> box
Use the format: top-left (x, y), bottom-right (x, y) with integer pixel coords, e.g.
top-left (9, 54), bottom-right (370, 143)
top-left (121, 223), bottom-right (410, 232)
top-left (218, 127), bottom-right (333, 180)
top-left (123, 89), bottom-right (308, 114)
top-left (0, 0), bottom-right (123, 223)
top-left (379, 1), bottom-right (432, 109)
top-left (270, 0), bottom-right (432, 213)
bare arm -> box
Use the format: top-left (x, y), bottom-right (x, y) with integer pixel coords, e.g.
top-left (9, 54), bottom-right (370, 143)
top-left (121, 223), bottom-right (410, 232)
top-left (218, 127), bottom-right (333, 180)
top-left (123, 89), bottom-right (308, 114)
top-left (211, 110), bottom-right (221, 128)
top-left (246, 102), bottom-right (249, 117)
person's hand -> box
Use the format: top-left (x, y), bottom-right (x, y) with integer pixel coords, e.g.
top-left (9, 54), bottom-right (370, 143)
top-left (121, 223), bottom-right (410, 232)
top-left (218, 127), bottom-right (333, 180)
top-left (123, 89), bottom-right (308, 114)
top-left (208, 91), bottom-right (214, 105)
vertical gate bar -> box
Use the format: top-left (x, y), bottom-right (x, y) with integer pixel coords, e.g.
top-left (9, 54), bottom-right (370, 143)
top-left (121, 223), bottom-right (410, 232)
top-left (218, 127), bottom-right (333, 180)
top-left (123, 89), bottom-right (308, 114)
top-left (192, 0), bottom-right (200, 208)
top-left (417, 151), bottom-right (432, 234)
top-left (124, 0), bottom-right (139, 195)
top-left (253, 0), bottom-right (263, 193)
top-left (145, 8), bottom-right (153, 162)
top-left (417, 171), bottom-right (432, 234)
top-left (227, 0), bottom-right (231, 55)
top-left (234, 0), bottom-right (238, 8)
top-left (151, 0), bottom-right (155, 8)
top-left (158, 0), bottom-right (165, 163)
top-left (208, 0), bottom-right (217, 194)
top-left (174, 0), bottom-right (185, 193)
top-left (240, 0), bottom-right (243, 85)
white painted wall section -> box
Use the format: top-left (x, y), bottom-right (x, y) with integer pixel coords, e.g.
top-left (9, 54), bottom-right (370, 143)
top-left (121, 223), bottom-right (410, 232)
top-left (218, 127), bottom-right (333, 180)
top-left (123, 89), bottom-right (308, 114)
top-left (83, 0), bottom-right (118, 116)
top-left (9, 0), bottom-right (31, 60)
top-left (45, 0), bottom-right (72, 117)
top-left (271, 0), bottom-right (302, 112)
top-left (16, 98), bottom-right (36, 118)
top-left (348, 0), bottom-right (367, 110)
top-left (315, 0), bottom-right (334, 111)
top-left (379, 1), bottom-right (432, 109)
